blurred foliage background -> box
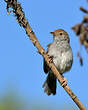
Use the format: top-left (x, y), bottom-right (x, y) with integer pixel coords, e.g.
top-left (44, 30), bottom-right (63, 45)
top-left (0, 88), bottom-right (75, 110)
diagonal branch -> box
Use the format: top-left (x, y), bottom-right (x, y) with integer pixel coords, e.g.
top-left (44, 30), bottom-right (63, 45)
top-left (4, 0), bottom-right (86, 109)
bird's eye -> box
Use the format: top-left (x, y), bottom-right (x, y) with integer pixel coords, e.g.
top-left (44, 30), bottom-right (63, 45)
top-left (60, 32), bottom-right (63, 35)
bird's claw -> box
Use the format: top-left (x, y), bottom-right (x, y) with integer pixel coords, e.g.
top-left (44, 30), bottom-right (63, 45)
top-left (61, 78), bottom-right (67, 87)
top-left (47, 55), bottom-right (53, 63)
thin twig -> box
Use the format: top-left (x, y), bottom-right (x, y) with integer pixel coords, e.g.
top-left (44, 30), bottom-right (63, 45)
top-left (80, 7), bottom-right (88, 13)
top-left (4, 0), bottom-right (86, 109)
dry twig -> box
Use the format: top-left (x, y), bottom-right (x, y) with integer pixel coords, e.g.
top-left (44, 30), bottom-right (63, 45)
top-left (4, 0), bottom-right (86, 109)
top-left (72, 6), bottom-right (88, 65)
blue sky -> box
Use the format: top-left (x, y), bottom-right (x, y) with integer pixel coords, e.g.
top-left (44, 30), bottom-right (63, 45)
top-left (0, 0), bottom-right (88, 109)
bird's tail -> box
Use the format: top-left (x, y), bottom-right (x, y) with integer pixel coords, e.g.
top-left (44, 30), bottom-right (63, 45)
top-left (42, 72), bottom-right (57, 95)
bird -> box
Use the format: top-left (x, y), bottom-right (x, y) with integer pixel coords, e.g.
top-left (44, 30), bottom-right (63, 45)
top-left (43, 29), bottom-right (73, 95)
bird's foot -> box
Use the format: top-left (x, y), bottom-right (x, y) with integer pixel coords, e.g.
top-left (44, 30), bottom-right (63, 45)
top-left (61, 78), bottom-right (67, 87)
top-left (48, 55), bottom-right (53, 63)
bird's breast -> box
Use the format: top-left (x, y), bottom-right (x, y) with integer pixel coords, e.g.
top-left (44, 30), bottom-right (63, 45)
top-left (53, 49), bottom-right (73, 74)
top-left (47, 44), bottom-right (73, 74)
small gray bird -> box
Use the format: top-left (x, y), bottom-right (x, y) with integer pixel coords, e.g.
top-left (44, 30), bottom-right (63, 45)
top-left (43, 29), bottom-right (73, 95)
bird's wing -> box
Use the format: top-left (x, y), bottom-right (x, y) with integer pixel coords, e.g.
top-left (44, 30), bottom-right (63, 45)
top-left (47, 43), bottom-right (52, 48)
top-left (43, 59), bottom-right (49, 73)
top-left (46, 43), bottom-right (52, 53)
top-left (43, 43), bottom-right (52, 74)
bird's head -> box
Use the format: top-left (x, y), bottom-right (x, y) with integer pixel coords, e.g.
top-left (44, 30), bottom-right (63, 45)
top-left (50, 29), bottom-right (70, 42)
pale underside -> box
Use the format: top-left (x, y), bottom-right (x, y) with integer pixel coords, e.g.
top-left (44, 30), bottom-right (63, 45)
top-left (47, 41), bottom-right (73, 74)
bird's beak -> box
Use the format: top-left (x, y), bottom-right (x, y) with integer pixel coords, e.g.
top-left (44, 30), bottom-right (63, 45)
top-left (50, 32), bottom-right (54, 35)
